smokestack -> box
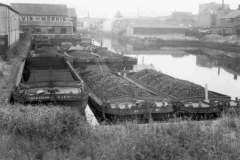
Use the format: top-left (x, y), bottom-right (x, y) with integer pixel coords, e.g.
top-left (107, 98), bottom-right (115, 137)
top-left (222, 0), bottom-right (224, 10)
top-left (138, 5), bottom-right (139, 18)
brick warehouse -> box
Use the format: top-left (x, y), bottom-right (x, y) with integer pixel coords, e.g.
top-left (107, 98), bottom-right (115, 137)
top-left (0, 3), bottom-right (19, 55)
top-left (10, 3), bottom-right (77, 34)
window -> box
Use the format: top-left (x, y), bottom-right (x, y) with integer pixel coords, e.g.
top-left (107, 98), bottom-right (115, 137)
top-left (33, 28), bottom-right (41, 33)
top-left (60, 28), bottom-right (67, 34)
top-left (48, 28), bottom-right (54, 33)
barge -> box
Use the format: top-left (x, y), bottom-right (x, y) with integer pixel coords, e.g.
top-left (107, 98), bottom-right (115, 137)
top-left (12, 56), bottom-right (89, 114)
top-left (78, 66), bottom-right (175, 122)
top-left (61, 39), bottom-right (138, 67)
top-left (31, 35), bottom-right (51, 50)
top-left (123, 69), bottom-right (238, 116)
top-left (65, 46), bottom-right (107, 67)
top-left (58, 43), bottom-right (137, 70)
top-left (91, 46), bottom-right (138, 66)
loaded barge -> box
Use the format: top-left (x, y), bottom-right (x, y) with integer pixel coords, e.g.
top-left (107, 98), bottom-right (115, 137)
top-left (78, 65), bottom-right (175, 122)
top-left (124, 69), bottom-right (239, 116)
top-left (57, 39), bottom-right (137, 68)
top-left (12, 34), bottom-right (239, 122)
top-left (13, 39), bottom-right (89, 113)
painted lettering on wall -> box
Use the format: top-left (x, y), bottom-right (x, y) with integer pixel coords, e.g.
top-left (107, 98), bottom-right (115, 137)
top-left (20, 16), bottom-right (68, 22)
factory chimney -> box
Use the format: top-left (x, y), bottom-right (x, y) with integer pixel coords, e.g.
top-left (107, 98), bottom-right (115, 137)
top-left (222, 0), bottom-right (224, 10)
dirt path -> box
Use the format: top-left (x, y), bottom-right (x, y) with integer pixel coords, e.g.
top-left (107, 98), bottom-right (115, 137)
top-left (0, 41), bottom-right (30, 102)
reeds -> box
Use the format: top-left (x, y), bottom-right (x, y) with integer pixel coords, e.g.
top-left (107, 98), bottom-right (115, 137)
top-left (1, 103), bottom-right (240, 160)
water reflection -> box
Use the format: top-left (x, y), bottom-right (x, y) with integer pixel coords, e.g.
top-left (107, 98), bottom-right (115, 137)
top-left (99, 38), bottom-right (240, 99)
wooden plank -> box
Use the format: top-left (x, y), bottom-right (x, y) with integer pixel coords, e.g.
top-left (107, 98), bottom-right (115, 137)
top-left (85, 105), bottom-right (99, 126)
top-left (15, 59), bottom-right (26, 86)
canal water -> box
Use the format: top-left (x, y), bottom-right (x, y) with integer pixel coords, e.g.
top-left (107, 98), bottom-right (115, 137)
top-left (95, 38), bottom-right (240, 100)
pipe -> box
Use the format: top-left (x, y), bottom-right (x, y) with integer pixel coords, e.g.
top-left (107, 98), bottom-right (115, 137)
top-left (205, 83), bottom-right (209, 102)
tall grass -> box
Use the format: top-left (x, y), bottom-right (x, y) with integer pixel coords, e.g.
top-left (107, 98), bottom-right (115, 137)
top-left (1, 103), bottom-right (240, 160)
top-left (2, 37), bottom-right (30, 62)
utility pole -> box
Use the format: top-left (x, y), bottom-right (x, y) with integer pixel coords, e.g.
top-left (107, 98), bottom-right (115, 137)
top-left (222, 0), bottom-right (224, 10)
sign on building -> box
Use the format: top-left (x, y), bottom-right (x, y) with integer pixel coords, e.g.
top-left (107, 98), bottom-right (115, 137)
top-left (20, 16), bottom-right (68, 22)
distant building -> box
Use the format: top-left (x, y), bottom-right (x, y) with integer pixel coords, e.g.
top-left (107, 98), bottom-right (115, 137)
top-left (78, 18), bottom-right (104, 30)
top-left (103, 18), bottom-right (134, 33)
top-left (68, 8), bottom-right (77, 32)
top-left (0, 3), bottom-right (19, 55)
top-left (212, 5), bottom-right (240, 34)
top-left (198, 2), bottom-right (230, 28)
top-left (126, 20), bottom-right (189, 36)
top-left (10, 3), bottom-right (74, 34)
top-left (103, 17), bottom-right (191, 35)
top-left (199, 2), bottom-right (230, 13)
top-left (103, 19), bottom-right (115, 32)
top-left (112, 19), bottom-right (134, 34)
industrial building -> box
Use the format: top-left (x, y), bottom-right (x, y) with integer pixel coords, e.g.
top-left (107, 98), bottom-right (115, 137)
top-left (68, 8), bottom-right (77, 32)
top-left (0, 3), bottom-right (19, 55)
top-left (103, 16), bottom-right (192, 36)
top-left (198, 2), bottom-right (230, 28)
top-left (10, 3), bottom-right (77, 34)
top-left (103, 18), bottom-right (133, 34)
top-left (126, 20), bottom-right (189, 36)
top-left (211, 5), bottom-right (240, 34)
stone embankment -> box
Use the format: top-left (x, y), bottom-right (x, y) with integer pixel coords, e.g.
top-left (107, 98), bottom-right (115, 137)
top-left (0, 40), bottom-right (31, 102)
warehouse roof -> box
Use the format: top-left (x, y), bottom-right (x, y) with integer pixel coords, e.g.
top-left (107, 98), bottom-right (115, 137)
top-left (221, 10), bottom-right (240, 19)
top-left (68, 8), bottom-right (77, 18)
top-left (10, 3), bottom-right (68, 16)
top-left (20, 21), bottom-right (73, 27)
top-left (0, 3), bottom-right (19, 14)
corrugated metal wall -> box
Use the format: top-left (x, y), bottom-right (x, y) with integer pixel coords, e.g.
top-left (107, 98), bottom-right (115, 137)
top-left (0, 5), bottom-right (19, 54)
top-left (9, 8), bottom-right (19, 46)
top-left (0, 6), bottom-right (8, 35)
top-left (0, 6), bottom-right (8, 54)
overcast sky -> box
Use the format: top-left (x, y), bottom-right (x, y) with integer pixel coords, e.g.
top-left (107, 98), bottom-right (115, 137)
top-left (2, 0), bottom-right (240, 18)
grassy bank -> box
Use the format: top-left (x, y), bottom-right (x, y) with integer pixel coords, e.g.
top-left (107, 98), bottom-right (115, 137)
top-left (0, 39), bottom-right (31, 102)
top-left (0, 103), bottom-right (240, 160)
top-left (0, 40), bottom-right (30, 86)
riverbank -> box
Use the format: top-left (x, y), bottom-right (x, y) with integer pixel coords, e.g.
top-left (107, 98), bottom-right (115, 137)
top-left (0, 39), bottom-right (31, 102)
top-left (90, 31), bottom-right (240, 53)
top-left (1, 103), bottom-right (240, 159)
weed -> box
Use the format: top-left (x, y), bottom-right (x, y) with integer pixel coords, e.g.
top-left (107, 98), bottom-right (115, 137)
top-left (1, 104), bottom-right (240, 159)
